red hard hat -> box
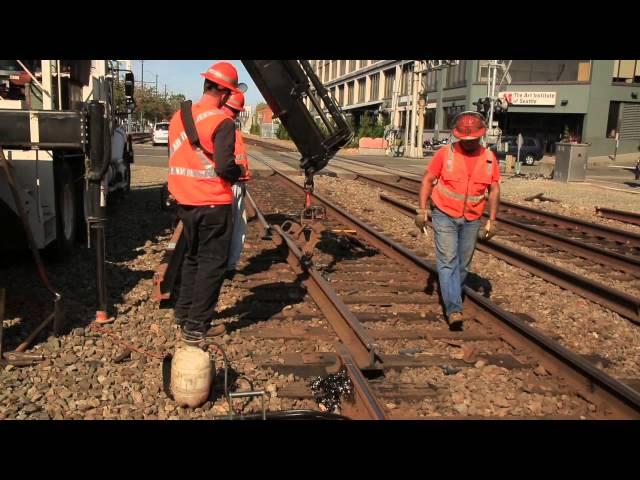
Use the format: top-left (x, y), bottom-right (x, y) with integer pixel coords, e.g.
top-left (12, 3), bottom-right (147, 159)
top-left (452, 111), bottom-right (487, 140)
top-left (200, 62), bottom-right (241, 93)
top-left (225, 91), bottom-right (245, 112)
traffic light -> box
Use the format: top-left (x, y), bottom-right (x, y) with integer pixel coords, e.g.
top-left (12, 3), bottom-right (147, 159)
top-left (473, 97), bottom-right (485, 114)
top-left (494, 98), bottom-right (509, 113)
top-left (474, 96), bottom-right (510, 115)
top-left (483, 97), bottom-right (491, 115)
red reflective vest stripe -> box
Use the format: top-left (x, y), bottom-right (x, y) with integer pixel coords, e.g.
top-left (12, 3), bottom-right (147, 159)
top-left (234, 131), bottom-right (251, 181)
top-left (431, 144), bottom-right (495, 221)
top-left (167, 103), bottom-right (233, 206)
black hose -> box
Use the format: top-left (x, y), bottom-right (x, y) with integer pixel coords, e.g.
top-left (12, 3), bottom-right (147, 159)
top-left (215, 409), bottom-right (349, 421)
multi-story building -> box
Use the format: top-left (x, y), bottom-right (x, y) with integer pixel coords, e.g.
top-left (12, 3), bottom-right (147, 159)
top-left (307, 60), bottom-right (640, 156)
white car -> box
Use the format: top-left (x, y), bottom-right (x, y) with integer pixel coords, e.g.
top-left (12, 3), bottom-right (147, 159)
top-left (152, 122), bottom-right (169, 146)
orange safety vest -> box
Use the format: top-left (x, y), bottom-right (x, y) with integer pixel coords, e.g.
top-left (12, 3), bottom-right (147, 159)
top-left (167, 100), bottom-right (233, 206)
top-left (431, 144), bottom-right (496, 221)
top-left (234, 130), bottom-right (251, 181)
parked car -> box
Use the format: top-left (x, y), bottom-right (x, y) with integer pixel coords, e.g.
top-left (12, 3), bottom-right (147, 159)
top-left (490, 136), bottom-right (544, 165)
top-left (152, 122), bottom-right (169, 146)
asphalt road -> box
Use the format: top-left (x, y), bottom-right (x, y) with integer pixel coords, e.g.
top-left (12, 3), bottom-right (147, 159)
top-left (133, 143), bottom-right (168, 167)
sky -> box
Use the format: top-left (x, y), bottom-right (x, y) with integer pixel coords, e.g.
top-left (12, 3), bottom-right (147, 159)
top-left (132, 60), bottom-right (264, 107)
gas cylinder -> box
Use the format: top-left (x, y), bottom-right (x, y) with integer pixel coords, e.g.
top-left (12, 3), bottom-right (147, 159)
top-left (170, 344), bottom-right (213, 408)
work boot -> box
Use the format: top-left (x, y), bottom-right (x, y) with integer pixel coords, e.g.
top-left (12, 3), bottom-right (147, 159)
top-left (173, 313), bottom-right (188, 327)
top-left (181, 321), bottom-right (226, 343)
top-left (448, 312), bottom-right (464, 331)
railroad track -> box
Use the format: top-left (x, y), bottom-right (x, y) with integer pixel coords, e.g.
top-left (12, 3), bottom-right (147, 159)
top-left (596, 207), bottom-right (640, 227)
top-left (246, 145), bottom-right (640, 324)
top-left (212, 155), bottom-right (640, 419)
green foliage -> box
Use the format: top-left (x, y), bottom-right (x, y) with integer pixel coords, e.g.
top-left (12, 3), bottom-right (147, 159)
top-left (276, 123), bottom-right (290, 140)
top-left (357, 114), bottom-right (388, 139)
top-left (132, 84), bottom-right (186, 124)
top-left (250, 120), bottom-right (261, 135)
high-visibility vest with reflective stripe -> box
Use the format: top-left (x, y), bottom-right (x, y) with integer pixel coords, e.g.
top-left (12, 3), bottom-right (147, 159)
top-left (234, 130), bottom-right (251, 181)
top-left (431, 144), bottom-right (496, 221)
top-left (167, 103), bottom-right (233, 206)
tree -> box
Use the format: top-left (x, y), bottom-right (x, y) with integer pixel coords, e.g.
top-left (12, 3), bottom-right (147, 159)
top-left (113, 80), bottom-right (128, 113)
top-left (133, 85), bottom-right (186, 125)
top-left (276, 121), bottom-right (290, 140)
top-left (250, 119), bottom-right (261, 135)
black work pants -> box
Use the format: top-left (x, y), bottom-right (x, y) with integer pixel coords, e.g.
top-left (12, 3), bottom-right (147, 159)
top-left (175, 204), bottom-right (232, 329)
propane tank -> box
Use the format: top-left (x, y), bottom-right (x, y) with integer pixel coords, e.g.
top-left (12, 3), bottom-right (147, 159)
top-left (170, 344), bottom-right (212, 408)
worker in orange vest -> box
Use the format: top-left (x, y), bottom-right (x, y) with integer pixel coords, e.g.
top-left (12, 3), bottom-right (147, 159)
top-left (221, 91), bottom-right (251, 278)
top-left (415, 111), bottom-right (501, 330)
top-left (167, 62), bottom-right (244, 341)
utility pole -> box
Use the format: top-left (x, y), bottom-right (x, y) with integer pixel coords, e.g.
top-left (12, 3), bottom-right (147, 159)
top-left (408, 60), bottom-right (460, 158)
top-left (487, 60), bottom-right (498, 134)
top-left (140, 60), bottom-right (144, 132)
top-left (409, 61), bottom-right (420, 158)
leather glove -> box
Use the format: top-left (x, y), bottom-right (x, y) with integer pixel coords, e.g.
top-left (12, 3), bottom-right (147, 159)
top-left (479, 219), bottom-right (498, 241)
top-left (415, 208), bottom-right (428, 230)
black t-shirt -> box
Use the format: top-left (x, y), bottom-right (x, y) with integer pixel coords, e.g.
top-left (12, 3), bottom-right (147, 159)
top-left (212, 118), bottom-right (241, 183)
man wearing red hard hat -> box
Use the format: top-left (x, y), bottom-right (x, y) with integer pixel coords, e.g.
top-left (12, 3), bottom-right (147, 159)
top-left (221, 91), bottom-right (252, 278)
top-left (415, 111), bottom-right (501, 330)
top-left (167, 61), bottom-right (245, 342)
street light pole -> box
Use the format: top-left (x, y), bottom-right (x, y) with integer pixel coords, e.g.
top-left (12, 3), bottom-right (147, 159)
top-left (140, 60), bottom-right (144, 132)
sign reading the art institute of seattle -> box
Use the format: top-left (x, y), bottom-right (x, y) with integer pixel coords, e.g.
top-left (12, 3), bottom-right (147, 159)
top-left (500, 91), bottom-right (557, 106)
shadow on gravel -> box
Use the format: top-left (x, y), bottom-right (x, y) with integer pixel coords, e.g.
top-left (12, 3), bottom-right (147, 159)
top-left (215, 280), bottom-right (307, 333)
top-left (0, 184), bottom-right (174, 349)
top-left (465, 272), bottom-right (493, 298)
top-left (313, 232), bottom-right (379, 273)
top-left (236, 245), bottom-right (286, 277)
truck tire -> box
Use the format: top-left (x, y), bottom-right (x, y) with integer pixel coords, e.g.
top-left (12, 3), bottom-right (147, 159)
top-left (53, 160), bottom-right (78, 255)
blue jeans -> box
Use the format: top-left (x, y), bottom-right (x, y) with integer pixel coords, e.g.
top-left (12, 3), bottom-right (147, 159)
top-left (431, 207), bottom-right (481, 317)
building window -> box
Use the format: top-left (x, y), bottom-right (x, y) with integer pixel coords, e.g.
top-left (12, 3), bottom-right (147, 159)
top-left (424, 109), bottom-right (436, 130)
top-left (339, 60), bottom-right (346, 78)
top-left (445, 60), bottom-right (467, 88)
top-left (323, 61), bottom-right (330, 83)
top-left (348, 60), bottom-right (356, 73)
top-left (613, 60), bottom-right (640, 84)
top-left (357, 78), bottom-right (366, 103)
top-left (426, 69), bottom-right (437, 92)
top-left (443, 105), bottom-right (465, 129)
top-left (331, 61), bottom-right (337, 80)
top-left (477, 60), bottom-right (592, 83)
top-left (400, 63), bottom-right (412, 95)
top-left (510, 60), bottom-right (589, 82)
top-left (347, 81), bottom-right (354, 105)
top-left (338, 84), bottom-right (345, 106)
top-left (384, 69), bottom-right (395, 99)
top-left (370, 73), bottom-right (380, 101)
top-left (607, 101), bottom-right (622, 138)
